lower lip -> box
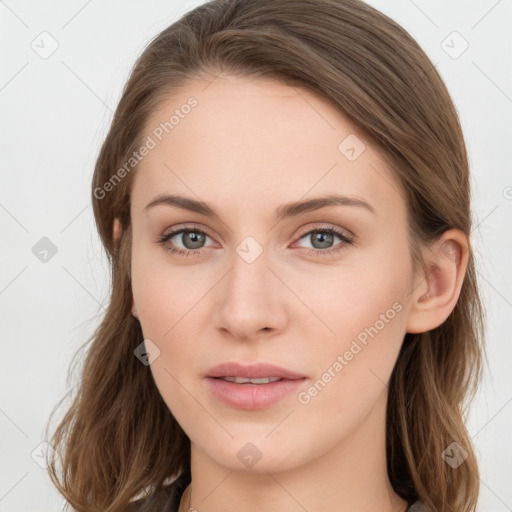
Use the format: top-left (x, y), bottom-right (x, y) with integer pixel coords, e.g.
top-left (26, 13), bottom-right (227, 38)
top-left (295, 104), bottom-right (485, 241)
top-left (205, 377), bottom-right (307, 410)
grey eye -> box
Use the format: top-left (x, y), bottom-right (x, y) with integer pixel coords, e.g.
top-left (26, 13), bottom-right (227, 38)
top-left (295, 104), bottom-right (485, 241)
top-left (171, 230), bottom-right (209, 250)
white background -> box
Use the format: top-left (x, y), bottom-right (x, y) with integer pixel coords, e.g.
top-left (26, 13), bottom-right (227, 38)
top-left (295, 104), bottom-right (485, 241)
top-left (0, 0), bottom-right (511, 510)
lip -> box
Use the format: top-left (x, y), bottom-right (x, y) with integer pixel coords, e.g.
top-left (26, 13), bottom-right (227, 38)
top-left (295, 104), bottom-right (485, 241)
top-left (204, 362), bottom-right (307, 410)
top-left (205, 361), bottom-right (306, 380)
top-left (205, 376), bottom-right (307, 410)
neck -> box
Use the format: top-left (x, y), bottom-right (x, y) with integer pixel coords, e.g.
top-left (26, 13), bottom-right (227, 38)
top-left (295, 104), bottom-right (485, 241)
top-left (179, 390), bottom-right (408, 512)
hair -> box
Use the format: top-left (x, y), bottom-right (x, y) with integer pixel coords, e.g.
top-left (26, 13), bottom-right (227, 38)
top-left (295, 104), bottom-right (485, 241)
top-left (45, 0), bottom-right (486, 511)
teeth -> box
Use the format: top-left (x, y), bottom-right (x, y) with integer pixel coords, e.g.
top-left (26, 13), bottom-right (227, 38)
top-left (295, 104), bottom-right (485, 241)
top-left (222, 376), bottom-right (282, 384)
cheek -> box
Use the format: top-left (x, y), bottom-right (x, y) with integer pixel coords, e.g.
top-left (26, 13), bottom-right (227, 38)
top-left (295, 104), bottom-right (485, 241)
top-left (131, 243), bottom-right (211, 339)
top-left (131, 249), bottom-right (212, 410)
top-left (297, 258), bottom-right (409, 410)
top-left (295, 286), bottom-right (406, 437)
top-left (302, 258), bottom-right (409, 347)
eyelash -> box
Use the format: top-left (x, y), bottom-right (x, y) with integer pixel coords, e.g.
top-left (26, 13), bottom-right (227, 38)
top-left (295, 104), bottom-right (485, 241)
top-left (156, 225), bottom-right (353, 258)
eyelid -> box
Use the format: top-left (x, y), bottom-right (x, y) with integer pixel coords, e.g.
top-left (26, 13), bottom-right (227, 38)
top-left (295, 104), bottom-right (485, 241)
top-left (161, 222), bottom-right (217, 240)
top-left (294, 223), bottom-right (354, 241)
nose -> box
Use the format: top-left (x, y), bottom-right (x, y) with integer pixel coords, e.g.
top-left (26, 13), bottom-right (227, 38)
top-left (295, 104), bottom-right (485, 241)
top-left (212, 242), bottom-right (289, 341)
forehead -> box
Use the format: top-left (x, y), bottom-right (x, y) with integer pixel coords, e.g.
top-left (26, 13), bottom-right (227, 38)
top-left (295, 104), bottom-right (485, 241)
top-left (132, 73), bottom-right (405, 220)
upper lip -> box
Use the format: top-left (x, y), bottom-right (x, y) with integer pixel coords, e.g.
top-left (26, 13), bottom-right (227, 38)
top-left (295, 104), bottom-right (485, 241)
top-left (206, 362), bottom-right (306, 380)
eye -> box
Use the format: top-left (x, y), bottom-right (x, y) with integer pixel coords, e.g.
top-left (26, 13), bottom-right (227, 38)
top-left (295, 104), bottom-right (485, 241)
top-left (294, 226), bottom-right (353, 256)
top-left (156, 226), bottom-right (215, 257)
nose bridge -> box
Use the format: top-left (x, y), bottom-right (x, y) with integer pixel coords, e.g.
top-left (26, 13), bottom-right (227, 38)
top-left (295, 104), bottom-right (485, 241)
top-left (226, 238), bottom-right (275, 310)
top-left (213, 235), bottom-right (287, 337)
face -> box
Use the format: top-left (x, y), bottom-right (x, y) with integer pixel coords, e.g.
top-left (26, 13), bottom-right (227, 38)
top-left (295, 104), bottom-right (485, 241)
top-left (129, 73), bottom-right (418, 473)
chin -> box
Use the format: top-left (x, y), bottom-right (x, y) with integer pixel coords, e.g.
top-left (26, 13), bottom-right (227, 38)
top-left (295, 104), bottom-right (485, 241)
top-left (197, 433), bottom-right (313, 474)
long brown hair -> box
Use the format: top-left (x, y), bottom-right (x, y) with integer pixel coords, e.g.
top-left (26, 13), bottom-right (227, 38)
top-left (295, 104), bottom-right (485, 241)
top-left (45, 1), bottom-right (486, 510)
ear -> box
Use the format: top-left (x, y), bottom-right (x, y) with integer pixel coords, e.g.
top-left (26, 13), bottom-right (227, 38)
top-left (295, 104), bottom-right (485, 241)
top-left (406, 229), bottom-right (469, 334)
top-left (131, 300), bottom-right (139, 319)
top-left (113, 217), bottom-right (139, 319)
top-left (113, 217), bottom-right (122, 244)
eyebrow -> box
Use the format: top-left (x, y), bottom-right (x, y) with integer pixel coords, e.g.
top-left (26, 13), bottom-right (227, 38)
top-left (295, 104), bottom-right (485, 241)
top-left (144, 193), bottom-right (376, 222)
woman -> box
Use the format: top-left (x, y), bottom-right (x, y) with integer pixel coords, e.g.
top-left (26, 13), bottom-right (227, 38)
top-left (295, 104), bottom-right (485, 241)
top-left (46, 0), bottom-right (485, 511)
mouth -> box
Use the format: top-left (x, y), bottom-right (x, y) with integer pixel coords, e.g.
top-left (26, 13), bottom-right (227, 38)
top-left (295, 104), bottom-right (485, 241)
top-left (204, 362), bottom-right (307, 410)
top-left (206, 361), bottom-right (307, 380)
top-left (216, 376), bottom-right (285, 384)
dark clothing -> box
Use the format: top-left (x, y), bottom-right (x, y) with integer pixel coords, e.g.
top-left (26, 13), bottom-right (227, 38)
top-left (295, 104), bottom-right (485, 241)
top-left (125, 471), bottom-right (189, 512)
top-left (126, 472), bottom-right (425, 511)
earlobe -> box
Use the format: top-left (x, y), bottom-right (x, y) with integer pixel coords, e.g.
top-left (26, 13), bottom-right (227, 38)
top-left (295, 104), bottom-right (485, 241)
top-left (113, 217), bottom-right (122, 243)
top-left (131, 299), bottom-right (138, 319)
top-left (406, 230), bottom-right (469, 334)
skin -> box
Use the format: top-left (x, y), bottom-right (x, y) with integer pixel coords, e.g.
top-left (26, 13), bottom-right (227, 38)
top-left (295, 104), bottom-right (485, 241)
top-left (117, 72), bottom-right (468, 512)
